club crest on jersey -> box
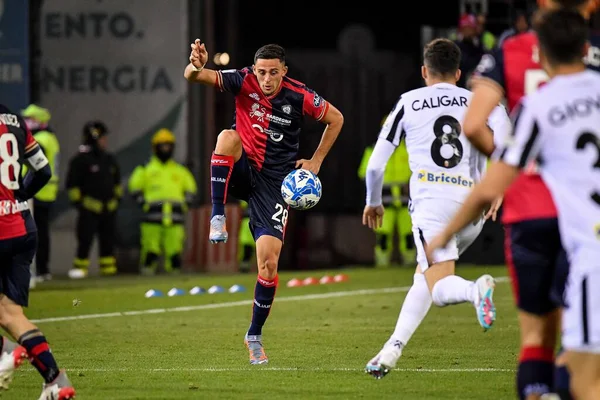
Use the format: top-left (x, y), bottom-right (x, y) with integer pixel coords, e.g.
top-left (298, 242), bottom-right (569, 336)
top-left (282, 105), bottom-right (292, 114)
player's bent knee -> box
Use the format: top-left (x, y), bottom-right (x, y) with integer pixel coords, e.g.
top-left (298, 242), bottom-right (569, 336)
top-left (257, 255), bottom-right (278, 280)
top-left (0, 301), bottom-right (25, 329)
top-left (215, 129), bottom-right (242, 157)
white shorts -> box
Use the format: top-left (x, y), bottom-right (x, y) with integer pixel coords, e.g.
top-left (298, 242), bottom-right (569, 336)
top-left (562, 268), bottom-right (600, 353)
top-left (410, 198), bottom-right (484, 272)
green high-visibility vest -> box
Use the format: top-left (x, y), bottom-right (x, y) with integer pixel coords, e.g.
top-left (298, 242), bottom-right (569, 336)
top-left (23, 130), bottom-right (60, 202)
top-left (128, 157), bottom-right (197, 226)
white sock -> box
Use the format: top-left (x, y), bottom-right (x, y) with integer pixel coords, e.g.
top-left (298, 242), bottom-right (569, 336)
top-left (388, 274), bottom-right (432, 347)
top-left (431, 275), bottom-right (476, 307)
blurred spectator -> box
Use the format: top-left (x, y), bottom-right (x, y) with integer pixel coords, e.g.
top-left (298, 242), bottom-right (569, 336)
top-left (358, 114), bottom-right (414, 267)
top-left (498, 10), bottom-right (530, 47)
top-left (128, 129), bottom-right (197, 275)
top-left (454, 13), bottom-right (485, 88)
top-left (476, 13), bottom-right (497, 51)
top-left (66, 121), bottom-right (122, 279)
top-left (21, 104), bottom-right (60, 283)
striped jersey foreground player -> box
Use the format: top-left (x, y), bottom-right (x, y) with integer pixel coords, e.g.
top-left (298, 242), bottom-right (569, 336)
top-left (427, 9), bottom-right (600, 399)
top-left (363, 38), bottom-right (511, 379)
top-left (0, 104), bottom-right (75, 399)
top-left (185, 42), bottom-right (344, 364)
top-left (464, 0), bottom-right (600, 398)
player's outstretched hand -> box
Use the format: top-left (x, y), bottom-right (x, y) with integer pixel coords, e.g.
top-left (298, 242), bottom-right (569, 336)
top-left (362, 205), bottom-right (384, 230)
top-left (295, 158), bottom-right (321, 175)
top-left (425, 232), bottom-right (451, 265)
top-left (484, 195), bottom-right (503, 222)
top-left (189, 39), bottom-right (208, 69)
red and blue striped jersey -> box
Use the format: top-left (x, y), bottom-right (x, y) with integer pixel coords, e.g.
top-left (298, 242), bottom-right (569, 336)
top-left (0, 104), bottom-right (45, 239)
top-left (216, 67), bottom-right (329, 180)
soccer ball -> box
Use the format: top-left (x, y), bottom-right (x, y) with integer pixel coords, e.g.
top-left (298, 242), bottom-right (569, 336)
top-left (281, 169), bottom-right (322, 210)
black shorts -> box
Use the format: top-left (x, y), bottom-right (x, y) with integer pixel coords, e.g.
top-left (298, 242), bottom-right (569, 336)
top-left (0, 232), bottom-right (37, 307)
top-left (504, 218), bottom-right (568, 315)
top-left (228, 151), bottom-right (288, 241)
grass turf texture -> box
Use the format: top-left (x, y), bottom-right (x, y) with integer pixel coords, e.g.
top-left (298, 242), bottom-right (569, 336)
top-left (10, 266), bottom-right (519, 399)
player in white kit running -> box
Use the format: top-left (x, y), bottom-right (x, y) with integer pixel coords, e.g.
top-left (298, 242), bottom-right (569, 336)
top-left (427, 10), bottom-right (600, 398)
top-left (362, 38), bottom-right (511, 379)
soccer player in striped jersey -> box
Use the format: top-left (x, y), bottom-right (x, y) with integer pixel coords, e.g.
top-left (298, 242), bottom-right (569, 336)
top-left (363, 38), bottom-right (511, 379)
top-left (0, 104), bottom-right (75, 399)
top-left (464, 1), bottom-right (600, 398)
top-left (428, 9), bottom-right (600, 398)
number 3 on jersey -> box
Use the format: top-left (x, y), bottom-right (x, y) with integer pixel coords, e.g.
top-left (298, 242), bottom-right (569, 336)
top-left (576, 132), bottom-right (600, 206)
top-left (0, 134), bottom-right (21, 190)
top-left (431, 115), bottom-right (463, 169)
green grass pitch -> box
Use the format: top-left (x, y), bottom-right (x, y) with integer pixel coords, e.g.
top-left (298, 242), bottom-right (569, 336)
top-left (10, 266), bottom-right (520, 399)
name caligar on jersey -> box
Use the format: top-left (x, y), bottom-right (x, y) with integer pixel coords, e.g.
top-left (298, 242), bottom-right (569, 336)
top-left (381, 83), bottom-right (509, 204)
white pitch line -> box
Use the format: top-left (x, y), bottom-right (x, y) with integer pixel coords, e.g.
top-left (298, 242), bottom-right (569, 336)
top-left (30, 276), bottom-right (509, 324)
top-left (19, 367), bottom-right (513, 373)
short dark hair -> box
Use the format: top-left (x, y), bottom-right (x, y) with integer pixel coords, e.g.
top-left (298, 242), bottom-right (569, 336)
top-left (423, 39), bottom-right (461, 77)
top-left (254, 44), bottom-right (286, 64)
top-left (535, 8), bottom-right (588, 65)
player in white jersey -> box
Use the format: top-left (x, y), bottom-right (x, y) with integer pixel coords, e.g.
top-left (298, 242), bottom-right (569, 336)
top-left (363, 38), bottom-right (511, 379)
top-left (427, 10), bottom-right (600, 398)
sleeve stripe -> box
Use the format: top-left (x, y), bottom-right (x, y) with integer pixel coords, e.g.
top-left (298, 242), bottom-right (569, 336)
top-left (25, 141), bottom-right (38, 152)
top-left (316, 101), bottom-right (329, 121)
top-left (518, 120), bottom-right (540, 168)
top-left (385, 105), bottom-right (404, 144)
top-left (215, 71), bottom-right (224, 91)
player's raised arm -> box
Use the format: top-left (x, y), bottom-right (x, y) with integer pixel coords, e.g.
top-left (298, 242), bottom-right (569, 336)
top-left (183, 39), bottom-right (219, 86)
top-left (462, 51), bottom-right (506, 156)
top-left (19, 118), bottom-right (51, 200)
top-left (295, 99), bottom-right (344, 174)
top-left (362, 103), bottom-right (404, 229)
top-left (426, 102), bottom-right (541, 260)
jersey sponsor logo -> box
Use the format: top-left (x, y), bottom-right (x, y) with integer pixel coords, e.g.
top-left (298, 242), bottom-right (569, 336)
top-left (0, 113), bottom-right (20, 128)
top-left (252, 124), bottom-right (284, 142)
top-left (249, 92), bottom-right (260, 101)
top-left (476, 54), bottom-right (495, 74)
top-left (411, 96), bottom-right (468, 111)
top-left (249, 103), bottom-right (291, 126)
top-left (282, 104), bottom-right (291, 114)
top-left (0, 199), bottom-right (29, 216)
top-left (417, 169), bottom-right (474, 188)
